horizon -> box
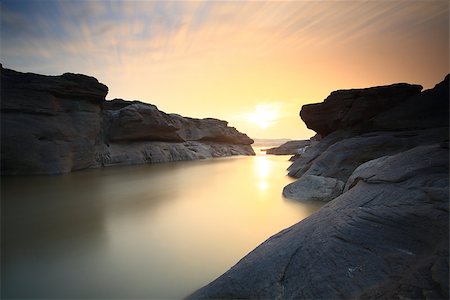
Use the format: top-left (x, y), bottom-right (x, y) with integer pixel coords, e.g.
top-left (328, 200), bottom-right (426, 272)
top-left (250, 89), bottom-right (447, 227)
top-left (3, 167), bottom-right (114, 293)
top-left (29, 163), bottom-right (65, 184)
top-left (1, 0), bottom-right (448, 139)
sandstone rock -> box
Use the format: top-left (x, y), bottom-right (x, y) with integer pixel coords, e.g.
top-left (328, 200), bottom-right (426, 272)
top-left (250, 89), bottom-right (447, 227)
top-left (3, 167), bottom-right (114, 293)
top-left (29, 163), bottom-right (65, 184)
top-left (282, 175), bottom-right (344, 202)
top-left (288, 127), bottom-right (448, 182)
top-left (169, 114), bottom-right (254, 145)
top-left (345, 143), bottom-right (449, 192)
top-left (288, 75), bottom-right (449, 182)
top-left (99, 141), bottom-right (255, 167)
top-left (372, 74), bottom-right (449, 131)
top-left (107, 103), bottom-right (184, 142)
top-left (189, 144), bottom-right (449, 299)
top-left (300, 83), bottom-right (422, 137)
top-left (1, 67), bottom-right (255, 175)
top-left (265, 140), bottom-right (311, 155)
top-left (102, 98), bottom-right (137, 110)
top-left (1, 66), bottom-right (108, 175)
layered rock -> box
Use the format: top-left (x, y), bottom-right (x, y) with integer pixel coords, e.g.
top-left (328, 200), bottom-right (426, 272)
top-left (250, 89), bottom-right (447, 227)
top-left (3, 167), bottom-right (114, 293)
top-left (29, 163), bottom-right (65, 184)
top-left (190, 75), bottom-right (449, 299)
top-left (1, 66), bottom-right (108, 175)
top-left (300, 83), bottom-right (422, 137)
top-left (287, 75), bottom-right (449, 200)
top-left (1, 67), bottom-right (254, 175)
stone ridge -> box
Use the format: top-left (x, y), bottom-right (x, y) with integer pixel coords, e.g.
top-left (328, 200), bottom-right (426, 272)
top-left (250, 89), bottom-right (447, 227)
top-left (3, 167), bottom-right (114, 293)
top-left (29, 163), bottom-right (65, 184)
top-left (0, 66), bottom-right (255, 175)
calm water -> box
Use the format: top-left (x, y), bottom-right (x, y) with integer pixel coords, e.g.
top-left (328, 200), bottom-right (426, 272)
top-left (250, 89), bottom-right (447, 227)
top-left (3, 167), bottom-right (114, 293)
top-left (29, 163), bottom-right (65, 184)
top-left (1, 148), bottom-right (321, 299)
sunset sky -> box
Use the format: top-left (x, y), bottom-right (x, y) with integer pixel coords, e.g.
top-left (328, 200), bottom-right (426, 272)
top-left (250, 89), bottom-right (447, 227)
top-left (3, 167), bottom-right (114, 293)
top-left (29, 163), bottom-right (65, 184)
top-left (1, 0), bottom-right (448, 139)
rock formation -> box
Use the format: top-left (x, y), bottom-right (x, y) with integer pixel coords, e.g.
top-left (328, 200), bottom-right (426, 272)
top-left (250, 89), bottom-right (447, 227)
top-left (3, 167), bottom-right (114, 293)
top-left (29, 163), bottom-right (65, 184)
top-left (189, 74), bottom-right (449, 299)
top-left (1, 66), bottom-right (254, 175)
top-left (264, 140), bottom-right (311, 155)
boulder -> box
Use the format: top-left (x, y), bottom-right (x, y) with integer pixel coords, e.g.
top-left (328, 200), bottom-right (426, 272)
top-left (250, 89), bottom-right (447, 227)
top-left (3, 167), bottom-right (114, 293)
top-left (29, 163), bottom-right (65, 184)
top-left (282, 175), bottom-right (344, 202)
top-left (189, 144), bottom-right (449, 299)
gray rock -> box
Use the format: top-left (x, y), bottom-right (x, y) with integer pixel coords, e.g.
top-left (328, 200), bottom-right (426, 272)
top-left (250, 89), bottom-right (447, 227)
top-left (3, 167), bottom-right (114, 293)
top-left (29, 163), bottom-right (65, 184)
top-left (1, 66), bottom-right (108, 175)
top-left (1, 67), bottom-right (255, 175)
top-left (288, 128), bottom-right (448, 182)
top-left (265, 140), bottom-right (311, 155)
top-left (107, 103), bottom-right (184, 142)
top-left (99, 141), bottom-right (254, 167)
top-left (282, 175), bottom-right (344, 202)
top-left (345, 143), bottom-right (449, 192)
top-left (169, 114), bottom-right (254, 145)
top-left (189, 144), bottom-right (449, 299)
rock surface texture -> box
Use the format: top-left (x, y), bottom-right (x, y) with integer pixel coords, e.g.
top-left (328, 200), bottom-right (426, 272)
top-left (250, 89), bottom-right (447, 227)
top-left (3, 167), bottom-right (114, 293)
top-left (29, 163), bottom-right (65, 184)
top-left (189, 75), bottom-right (449, 299)
top-left (1, 67), bottom-right (254, 175)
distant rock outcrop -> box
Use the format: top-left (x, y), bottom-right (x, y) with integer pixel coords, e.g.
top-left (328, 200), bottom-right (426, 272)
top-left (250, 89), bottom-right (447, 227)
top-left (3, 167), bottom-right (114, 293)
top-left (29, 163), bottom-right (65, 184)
top-left (1, 66), bottom-right (254, 175)
top-left (264, 140), bottom-right (311, 155)
top-left (189, 74), bottom-right (449, 299)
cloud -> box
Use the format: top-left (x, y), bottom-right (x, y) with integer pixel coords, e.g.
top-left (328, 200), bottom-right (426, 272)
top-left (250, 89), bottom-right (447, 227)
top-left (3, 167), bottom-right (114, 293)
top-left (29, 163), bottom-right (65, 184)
top-left (2, 0), bottom-right (447, 74)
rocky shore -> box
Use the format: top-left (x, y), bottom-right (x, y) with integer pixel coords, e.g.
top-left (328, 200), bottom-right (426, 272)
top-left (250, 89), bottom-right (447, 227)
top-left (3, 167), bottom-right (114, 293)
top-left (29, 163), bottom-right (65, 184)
top-left (189, 75), bottom-right (449, 299)
top-left (264, 140), bottom-right (311, 155)
top-left (0, 66), bottom-right (254, 175)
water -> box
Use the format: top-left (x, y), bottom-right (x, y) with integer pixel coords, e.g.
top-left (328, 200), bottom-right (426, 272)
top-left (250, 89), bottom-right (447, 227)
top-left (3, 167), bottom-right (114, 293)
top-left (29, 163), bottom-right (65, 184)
top-left (1, 149), bottom-right (322, 299)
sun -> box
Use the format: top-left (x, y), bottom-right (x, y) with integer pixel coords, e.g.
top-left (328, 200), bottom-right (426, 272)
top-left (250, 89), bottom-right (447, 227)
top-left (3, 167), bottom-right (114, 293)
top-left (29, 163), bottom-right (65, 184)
top-left (246, 104), bottom-right (279, 129)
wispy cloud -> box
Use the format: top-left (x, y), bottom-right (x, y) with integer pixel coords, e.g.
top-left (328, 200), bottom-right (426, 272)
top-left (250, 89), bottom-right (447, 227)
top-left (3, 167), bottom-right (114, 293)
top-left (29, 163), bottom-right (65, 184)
top-left (2, 0), bottom-right (447, 73)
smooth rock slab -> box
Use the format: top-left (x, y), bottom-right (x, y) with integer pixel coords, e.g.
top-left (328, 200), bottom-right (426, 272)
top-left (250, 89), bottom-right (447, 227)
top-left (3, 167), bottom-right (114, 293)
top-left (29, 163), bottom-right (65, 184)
top-left (283, 175), bottom-right (344, 202)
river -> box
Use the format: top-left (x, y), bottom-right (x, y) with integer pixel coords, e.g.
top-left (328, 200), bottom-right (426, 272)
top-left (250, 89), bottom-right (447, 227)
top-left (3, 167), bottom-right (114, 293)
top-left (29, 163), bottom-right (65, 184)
top-left (1, 148), bottom-right (321, 299)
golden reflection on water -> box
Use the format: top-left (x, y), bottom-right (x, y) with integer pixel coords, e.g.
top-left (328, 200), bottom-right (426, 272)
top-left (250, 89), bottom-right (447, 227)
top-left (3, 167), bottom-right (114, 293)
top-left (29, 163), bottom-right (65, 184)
top-left (1, 151), bottom-right (322, 299)
top-left (255, 155), bottom-right (271, 192)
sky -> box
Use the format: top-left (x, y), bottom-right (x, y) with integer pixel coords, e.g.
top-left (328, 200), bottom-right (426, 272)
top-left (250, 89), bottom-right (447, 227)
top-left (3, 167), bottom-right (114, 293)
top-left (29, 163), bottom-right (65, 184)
top-left (1, 0), bottom-right (448, 139)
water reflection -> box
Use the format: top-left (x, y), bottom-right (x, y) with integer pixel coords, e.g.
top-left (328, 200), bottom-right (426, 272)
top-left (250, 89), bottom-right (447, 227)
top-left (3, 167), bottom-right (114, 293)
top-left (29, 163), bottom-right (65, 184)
top-left (1, 154), bottom-right (322, 299)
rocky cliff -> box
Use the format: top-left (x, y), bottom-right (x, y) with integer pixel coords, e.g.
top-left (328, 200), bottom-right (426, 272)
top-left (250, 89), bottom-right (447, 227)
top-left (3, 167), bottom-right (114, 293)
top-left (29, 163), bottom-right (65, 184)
top-left (189, 75), bottom-right (449, 299)
top-left (1, 66), bottom-right (254, 175)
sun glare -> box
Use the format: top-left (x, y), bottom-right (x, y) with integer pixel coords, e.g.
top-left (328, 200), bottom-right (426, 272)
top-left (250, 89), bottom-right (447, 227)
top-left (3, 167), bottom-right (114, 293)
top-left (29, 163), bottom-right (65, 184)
top-left (247, 104), bottom-right (279, 129)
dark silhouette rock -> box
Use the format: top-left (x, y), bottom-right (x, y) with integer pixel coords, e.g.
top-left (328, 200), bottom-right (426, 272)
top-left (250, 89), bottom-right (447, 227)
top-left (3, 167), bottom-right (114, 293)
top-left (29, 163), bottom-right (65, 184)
top-left (1, 67), bottom-right (255, 175)
top-left (300, 83), bottom-right (422, 137)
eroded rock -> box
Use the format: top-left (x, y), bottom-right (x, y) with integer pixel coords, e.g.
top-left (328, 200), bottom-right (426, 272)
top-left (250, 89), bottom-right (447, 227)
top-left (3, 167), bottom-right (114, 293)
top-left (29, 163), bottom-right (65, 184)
top-left (189, 144), bottom-right (449, 299)
top-left (1, 67), bottom-right (255, 175)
